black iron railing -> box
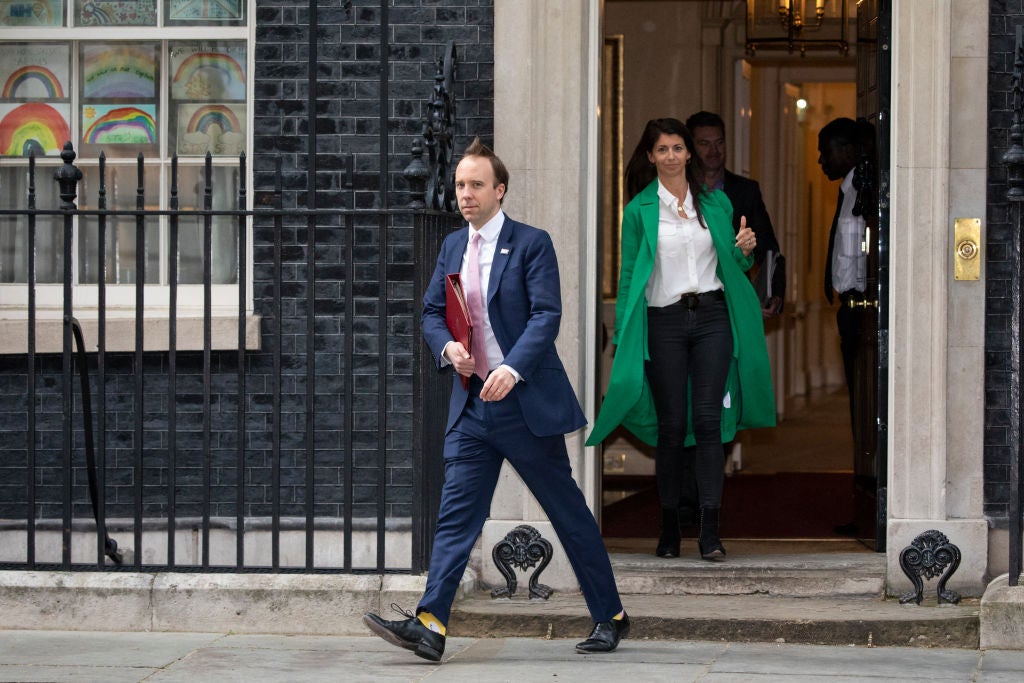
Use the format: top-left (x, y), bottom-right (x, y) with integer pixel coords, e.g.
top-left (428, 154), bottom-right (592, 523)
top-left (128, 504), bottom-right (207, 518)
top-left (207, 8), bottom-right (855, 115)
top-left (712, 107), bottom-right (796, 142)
top-left (0, 143), bottom-right (458, 574)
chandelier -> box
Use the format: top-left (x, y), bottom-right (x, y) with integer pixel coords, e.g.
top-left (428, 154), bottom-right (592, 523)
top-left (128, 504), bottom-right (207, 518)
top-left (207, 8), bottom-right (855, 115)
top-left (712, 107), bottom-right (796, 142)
top-left (745, 0), bottom-right (850, 56)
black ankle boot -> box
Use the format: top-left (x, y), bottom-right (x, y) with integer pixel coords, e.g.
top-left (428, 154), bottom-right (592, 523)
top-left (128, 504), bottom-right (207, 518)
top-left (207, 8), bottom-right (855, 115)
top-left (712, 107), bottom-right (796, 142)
top-left (677, 500), bottom-right (698, 529)
top-left (655, 507), bottom-right (680, 558)
top-left (698, 506), bottom-right (726, 561)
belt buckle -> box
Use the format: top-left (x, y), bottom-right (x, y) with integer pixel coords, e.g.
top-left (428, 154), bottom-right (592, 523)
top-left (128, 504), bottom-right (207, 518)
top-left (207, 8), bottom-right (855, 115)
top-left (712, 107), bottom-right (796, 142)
top-left (681, 293), bottom-right (699, 310)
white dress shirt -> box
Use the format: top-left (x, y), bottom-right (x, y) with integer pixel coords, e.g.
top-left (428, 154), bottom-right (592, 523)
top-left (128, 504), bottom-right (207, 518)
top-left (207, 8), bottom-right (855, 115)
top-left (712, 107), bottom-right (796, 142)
top-left (442, 210), bottom-right (521, 381)
top-left (831, 168), bottom-right (868, 294)
top-left (646, 180), bottom-right (723, 308)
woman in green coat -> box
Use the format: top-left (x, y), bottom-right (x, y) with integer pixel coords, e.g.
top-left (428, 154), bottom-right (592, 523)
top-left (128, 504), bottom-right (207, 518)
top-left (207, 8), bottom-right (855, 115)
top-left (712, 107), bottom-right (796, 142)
top-left (587, 118), bottom-right (775, 560)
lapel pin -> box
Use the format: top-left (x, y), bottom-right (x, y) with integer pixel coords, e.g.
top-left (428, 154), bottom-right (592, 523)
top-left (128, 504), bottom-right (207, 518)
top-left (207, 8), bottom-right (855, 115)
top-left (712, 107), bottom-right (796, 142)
top-left (500, 248), bottom-right (510, 255)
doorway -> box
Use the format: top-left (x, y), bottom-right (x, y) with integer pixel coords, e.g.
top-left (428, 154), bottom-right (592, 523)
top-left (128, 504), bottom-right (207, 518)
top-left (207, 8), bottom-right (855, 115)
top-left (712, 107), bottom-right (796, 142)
top-left (597, 0), bottom-right (886, 551)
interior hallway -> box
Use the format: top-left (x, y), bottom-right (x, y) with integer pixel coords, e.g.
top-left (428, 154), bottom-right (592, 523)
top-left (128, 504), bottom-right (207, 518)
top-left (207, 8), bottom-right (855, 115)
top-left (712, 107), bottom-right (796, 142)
top-left (601, 387), bottom-right (867, 552)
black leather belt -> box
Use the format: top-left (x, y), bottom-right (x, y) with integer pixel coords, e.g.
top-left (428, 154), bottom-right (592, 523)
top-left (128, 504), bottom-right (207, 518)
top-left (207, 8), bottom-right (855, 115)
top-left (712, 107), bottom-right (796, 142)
top-left (839, 289), bottom-right (865, 308)
top-left (675, 289), bottom-right (724, 310)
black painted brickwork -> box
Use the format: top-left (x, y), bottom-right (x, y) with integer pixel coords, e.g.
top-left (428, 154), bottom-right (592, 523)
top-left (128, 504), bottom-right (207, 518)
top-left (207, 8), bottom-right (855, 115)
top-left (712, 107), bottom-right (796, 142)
top-left (0, 0), bottom-right (493, 526)
top-left (253, 0), bottom-right (494, 211)
top-left (986, 2), bottom-right (1024, 526)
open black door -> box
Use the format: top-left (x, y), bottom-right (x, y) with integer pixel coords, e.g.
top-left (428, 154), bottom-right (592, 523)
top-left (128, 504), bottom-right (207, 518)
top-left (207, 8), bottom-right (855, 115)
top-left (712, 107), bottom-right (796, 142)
top-left (851, 0), bottom-right (890, 551)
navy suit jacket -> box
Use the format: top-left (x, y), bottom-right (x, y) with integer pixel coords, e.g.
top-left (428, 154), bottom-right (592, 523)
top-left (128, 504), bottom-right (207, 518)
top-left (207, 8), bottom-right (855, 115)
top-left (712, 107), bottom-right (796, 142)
top-left (421, 215), bottom-right (587, 438)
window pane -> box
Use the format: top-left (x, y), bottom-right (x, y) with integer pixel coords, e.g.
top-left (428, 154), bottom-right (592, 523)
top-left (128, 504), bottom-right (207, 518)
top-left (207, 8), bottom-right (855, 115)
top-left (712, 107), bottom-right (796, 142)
top-left (0, 1), bottom-right (66, 27)
top-left (169, 42), bottom-right (246, 158)
top-left (79, 43), bottom-right (159, 159)
top-left (76, 1), bottom-right (157, 27)
top-left (0, 43), bottom-right (72, 158)
top-left (0, 166), bottom-right (63, 283)
top-left (166, 0), bottom-right (244, 26)
top-left (78, 163), bottom-right (160, 284)
top-left (174, 164), bottom-right (238, 284)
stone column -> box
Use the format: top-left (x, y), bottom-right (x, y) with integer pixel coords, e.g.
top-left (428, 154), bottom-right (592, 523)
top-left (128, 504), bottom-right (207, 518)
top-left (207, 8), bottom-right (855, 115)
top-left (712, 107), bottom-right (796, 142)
top-left (475, 0), bottom-right (600, 593)
top-left (887, 0), bottom-right (989, 597)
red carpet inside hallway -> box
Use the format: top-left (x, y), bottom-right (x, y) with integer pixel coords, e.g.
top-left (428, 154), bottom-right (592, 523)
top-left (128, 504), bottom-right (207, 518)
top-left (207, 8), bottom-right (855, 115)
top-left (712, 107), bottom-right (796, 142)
top-left (601, 472), bottom-right (855, 539)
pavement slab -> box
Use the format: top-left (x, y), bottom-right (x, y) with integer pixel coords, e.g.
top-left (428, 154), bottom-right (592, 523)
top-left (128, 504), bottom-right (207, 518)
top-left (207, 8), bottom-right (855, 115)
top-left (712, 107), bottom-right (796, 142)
top-left (2, 630), bottom-right (1023, 683)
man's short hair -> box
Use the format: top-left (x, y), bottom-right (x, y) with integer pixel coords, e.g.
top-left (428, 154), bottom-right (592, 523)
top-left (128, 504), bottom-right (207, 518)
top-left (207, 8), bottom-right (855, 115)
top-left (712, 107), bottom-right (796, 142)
top-left (463, 137), bottom-right (510, 196)
top-left (818, 117), bottom-right (859, 147)
top-left (685, 111), bottom-right (726, 135)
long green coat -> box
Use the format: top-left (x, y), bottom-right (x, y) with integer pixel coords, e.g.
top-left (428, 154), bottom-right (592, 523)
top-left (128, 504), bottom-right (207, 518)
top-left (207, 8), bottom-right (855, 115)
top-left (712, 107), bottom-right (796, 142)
top-left (586, 180), bottom-right (776, 447)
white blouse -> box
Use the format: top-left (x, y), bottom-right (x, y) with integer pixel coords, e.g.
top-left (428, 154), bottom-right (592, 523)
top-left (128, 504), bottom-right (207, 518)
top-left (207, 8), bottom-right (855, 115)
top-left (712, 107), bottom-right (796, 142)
top-left (646, 180), bottom-right (723, 308)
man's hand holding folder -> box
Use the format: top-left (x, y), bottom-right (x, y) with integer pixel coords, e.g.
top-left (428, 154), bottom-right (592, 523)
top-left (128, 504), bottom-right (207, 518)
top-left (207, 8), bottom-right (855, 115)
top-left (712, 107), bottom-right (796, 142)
top-left (445, 273), bottom-right (474, 389)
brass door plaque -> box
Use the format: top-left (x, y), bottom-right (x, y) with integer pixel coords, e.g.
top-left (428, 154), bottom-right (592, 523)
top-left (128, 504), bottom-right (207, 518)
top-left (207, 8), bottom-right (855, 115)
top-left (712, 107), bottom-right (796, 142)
top-left (954, 218), bottom-right (981, 281)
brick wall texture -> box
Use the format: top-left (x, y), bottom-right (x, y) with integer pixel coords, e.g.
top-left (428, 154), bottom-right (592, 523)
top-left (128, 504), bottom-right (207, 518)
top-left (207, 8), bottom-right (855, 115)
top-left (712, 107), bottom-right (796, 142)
top-left (986, 1), bottom-right (1022, 526)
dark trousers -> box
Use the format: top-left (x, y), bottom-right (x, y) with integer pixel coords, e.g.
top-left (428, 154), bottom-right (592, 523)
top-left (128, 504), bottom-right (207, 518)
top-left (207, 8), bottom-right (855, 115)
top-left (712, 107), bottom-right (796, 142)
top-left (645, 295), bottom-right (733, 510)
top-left (417, 378), bottom-right (623, 626)
top-left (836, 300), bottom-right (864, 429)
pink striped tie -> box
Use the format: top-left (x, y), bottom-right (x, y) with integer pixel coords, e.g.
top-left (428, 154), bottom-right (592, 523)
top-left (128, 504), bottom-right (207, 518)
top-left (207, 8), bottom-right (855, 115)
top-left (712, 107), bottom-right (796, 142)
top-left (466, 231), bottom-right (489, 380)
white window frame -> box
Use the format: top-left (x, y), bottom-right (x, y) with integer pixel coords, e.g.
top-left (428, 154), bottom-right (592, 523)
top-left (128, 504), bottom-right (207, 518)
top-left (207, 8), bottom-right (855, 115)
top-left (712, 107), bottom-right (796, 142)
top-left (0, 2), bottom-right (258, 351)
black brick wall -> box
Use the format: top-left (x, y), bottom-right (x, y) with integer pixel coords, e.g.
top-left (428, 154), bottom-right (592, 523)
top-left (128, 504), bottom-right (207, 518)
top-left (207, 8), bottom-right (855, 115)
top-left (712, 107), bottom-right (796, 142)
top-left (986, 1), bottom-right (1023, 526)
top-left (0, 0), bottom-right (493, 527)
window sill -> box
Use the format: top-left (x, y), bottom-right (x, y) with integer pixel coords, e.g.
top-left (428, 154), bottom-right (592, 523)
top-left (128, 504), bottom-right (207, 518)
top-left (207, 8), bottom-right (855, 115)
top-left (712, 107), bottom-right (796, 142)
top-left (0, 315), bottom-right (262, 355)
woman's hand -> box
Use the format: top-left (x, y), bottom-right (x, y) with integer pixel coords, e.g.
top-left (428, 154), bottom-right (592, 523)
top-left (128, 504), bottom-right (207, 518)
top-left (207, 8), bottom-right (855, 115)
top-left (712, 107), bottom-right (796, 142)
top-left (735, 215), bottom-right (756, 258)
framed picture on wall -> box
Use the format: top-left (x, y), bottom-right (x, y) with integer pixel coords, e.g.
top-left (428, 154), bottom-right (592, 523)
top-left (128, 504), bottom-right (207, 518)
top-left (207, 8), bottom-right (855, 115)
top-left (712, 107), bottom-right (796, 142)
top-left (601, 36), bottom-right (623, 301)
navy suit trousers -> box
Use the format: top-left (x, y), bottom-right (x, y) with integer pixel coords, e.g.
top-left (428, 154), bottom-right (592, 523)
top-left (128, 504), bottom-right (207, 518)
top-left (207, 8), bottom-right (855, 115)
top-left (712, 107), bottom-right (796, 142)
top-left (417, 378), bottom-right (622, 626)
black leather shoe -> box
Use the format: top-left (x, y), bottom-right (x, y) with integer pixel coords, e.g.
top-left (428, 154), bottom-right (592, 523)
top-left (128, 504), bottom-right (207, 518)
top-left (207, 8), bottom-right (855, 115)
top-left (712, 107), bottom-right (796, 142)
top-left (363, 603), bottom-right (445, 662)
top-left (575, 613), bottom-right (630, 653)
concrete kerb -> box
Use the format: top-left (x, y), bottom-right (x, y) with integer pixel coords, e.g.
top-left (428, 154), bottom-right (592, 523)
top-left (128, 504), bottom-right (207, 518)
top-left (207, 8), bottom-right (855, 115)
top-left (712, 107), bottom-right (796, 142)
top-left (0, 570), bottom-right (461, 635)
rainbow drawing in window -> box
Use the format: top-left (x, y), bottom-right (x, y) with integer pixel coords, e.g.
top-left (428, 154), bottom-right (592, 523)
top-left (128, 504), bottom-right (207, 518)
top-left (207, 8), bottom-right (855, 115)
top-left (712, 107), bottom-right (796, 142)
top-left (83, 105), bottom-right (157, 145)
top-left (168, 0), bottom-right (242, 21)
top-left (171, 49), bottom-right (245, 100)
top-left (177, 103), bottom-right (244, 155)
top-left (83, 44), bottom-right (157, 99)
top-left (0, 102), bottom-right (70, 156)
top-left (1, 64), bottom-right (64, 98)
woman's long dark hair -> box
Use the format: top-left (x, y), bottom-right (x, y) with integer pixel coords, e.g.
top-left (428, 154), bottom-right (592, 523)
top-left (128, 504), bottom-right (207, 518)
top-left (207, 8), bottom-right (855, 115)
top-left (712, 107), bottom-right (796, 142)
top-left (624, 117), bottom-right (707, 228)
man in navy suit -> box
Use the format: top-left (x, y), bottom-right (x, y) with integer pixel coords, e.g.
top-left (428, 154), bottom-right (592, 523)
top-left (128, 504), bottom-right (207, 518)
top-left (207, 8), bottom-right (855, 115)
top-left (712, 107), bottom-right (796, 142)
top-left (363, 138), bottom-right (628, 661)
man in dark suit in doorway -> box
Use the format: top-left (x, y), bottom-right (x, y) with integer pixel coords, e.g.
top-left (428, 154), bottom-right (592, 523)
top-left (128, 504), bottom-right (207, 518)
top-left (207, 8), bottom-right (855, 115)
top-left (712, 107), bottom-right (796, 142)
top-left (818, 117), bottom-right (867, 429)
top-left (686, 111), bottom-right (786, 317)
top-left (818, 116), bottom-right (870, 536)
top-left (362, 138), bottom-right (629, 660)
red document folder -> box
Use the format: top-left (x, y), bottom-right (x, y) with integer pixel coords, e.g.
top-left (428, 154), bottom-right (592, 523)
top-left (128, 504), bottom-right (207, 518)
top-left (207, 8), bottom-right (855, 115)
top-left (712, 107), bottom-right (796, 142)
top-left (445, 273), bottom-right (473, 389)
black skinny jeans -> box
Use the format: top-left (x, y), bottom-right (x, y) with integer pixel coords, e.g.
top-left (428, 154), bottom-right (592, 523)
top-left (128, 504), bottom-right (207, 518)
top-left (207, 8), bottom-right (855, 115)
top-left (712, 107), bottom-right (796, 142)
top-left (645, 294), bottom-right (733, 510)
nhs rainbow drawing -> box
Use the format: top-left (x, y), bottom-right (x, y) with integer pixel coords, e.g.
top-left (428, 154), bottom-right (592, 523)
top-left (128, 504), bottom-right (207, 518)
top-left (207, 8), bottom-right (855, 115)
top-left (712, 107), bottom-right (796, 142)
top-left (1, 65), bottom-right (64, 98)
top-left (83, 106), bottom-right (157, 145)
top-left (0, 103), bottom-right (70, 156)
